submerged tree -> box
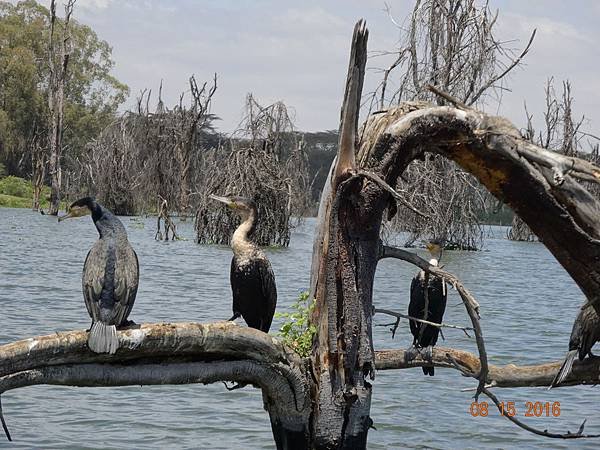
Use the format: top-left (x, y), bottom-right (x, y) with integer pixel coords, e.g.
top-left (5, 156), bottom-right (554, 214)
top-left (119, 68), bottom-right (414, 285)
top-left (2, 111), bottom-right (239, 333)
top-left (194, 94), bottom-right (309, 247)
top-left (75, 76), bottom-right (218, 219)
top-left (373, 0), bottom-right (535, 249)
top-left (3, 20), bottom-right (600, 449)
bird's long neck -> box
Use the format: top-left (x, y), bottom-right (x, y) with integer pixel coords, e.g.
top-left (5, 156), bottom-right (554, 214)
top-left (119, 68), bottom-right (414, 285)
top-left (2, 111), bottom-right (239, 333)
top-left (91, 203), bottom-right (127, 239)
top-left (231, 210), bottom-right (257, 257)
top-left (429, 248), bottom-right (443, 267)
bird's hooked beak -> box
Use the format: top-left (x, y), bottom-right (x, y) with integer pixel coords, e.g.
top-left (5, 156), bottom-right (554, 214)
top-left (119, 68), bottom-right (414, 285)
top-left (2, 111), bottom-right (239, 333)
top-left (209, 194), bottom-right (236, 209)
top-left (424, 241), bottom-right (443, 262)
top-left (58, 205), bottom-right (90, 222)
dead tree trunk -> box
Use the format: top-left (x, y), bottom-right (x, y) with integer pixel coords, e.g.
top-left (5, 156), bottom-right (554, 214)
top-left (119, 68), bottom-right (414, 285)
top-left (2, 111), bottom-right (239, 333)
top-left (175, 75), bottom-right (216, 216)
top-left (3, 20), bottom-right (600, 448)
top-left (31, 127), bottom-right (45, 211)
top-left (47, 0), bottom-right (75, 216)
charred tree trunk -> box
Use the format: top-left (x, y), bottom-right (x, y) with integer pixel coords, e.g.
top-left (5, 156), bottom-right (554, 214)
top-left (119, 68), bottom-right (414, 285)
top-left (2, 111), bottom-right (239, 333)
top-left (47, 0), bottom-right (75, 216)
top-left (309, 21), bottom-right (380, 448)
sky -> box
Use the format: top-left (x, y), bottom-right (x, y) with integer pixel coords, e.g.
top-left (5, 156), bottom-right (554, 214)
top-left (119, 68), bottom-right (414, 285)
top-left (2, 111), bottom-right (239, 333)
top-left (56, 0), bottom-right (600, 136)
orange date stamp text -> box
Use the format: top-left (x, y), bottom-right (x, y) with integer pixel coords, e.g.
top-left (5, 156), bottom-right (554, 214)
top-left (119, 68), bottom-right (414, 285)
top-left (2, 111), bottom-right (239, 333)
top-left (469, 401), bottom-right (561, 417)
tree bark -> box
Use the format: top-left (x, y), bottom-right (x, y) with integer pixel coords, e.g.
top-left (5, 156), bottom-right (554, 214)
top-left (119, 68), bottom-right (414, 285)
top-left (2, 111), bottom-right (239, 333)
top-left (0, 322), bottom-right (312, 447)
top-left (374, 347), bottom-right (600, 388)
top-left (47, 0), bottom-right (74, 216)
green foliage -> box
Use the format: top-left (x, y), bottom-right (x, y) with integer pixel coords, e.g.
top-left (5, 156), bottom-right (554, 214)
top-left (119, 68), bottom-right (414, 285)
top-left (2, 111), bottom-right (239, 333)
top-left (0, 162), bottom-right (6, 178)
top-left (275, 291), bottom-right (316, 357)
top-left (0, 0), bottom-right (128, 176)
top-left (0, 175), bottom-right (50, 208)
top-left (0, 175), bottom-right (33, 198)
top-left (0, 193), bottom-right (30, 208)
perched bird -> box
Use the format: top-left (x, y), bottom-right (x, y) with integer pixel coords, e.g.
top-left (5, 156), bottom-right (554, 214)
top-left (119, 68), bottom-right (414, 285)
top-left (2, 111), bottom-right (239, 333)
top-left (407, 240), bottom-right (447, 376)
top-left (59, 197), bottom-right (139, 354)
top-left (210, 194), bottom-right (277, 332)
top-left (550, 303), bottom-right (600, 388)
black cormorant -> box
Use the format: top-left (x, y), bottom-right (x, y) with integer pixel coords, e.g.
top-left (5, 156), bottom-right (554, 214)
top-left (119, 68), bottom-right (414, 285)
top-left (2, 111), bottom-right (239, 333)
top-left (59, 197), bottom-right (139, 354)
top-left (550, 303), bottom-right (600, 388)
top-left (407, 240), bottom-right (447, 376)
top-left (210, 194), bottom-right (277, 333)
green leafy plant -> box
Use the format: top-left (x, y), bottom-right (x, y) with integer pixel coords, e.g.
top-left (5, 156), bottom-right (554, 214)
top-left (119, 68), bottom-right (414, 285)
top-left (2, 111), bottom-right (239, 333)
top-left (276, 291), bottom-right (316, 357)
top-left (0, 176), bottom-right (33, 198)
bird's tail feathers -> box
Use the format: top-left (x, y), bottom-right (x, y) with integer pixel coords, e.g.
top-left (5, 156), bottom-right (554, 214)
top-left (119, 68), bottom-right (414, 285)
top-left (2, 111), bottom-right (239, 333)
top-left (88, 322), bottom-right (119, 354)
top-left (549, 349), bottom-right (577, 389)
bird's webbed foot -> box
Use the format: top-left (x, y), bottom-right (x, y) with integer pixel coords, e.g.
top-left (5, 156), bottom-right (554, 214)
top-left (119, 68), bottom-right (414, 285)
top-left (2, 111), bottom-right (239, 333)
top-left (405, 345), bottom-right (421, 364)
top-left (423, 345), bottom-right (434, 362)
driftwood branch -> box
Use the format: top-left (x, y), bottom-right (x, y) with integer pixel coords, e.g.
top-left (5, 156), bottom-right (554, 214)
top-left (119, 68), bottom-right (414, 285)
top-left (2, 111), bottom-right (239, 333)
top-left (0, 322), bottom-right (311, 442)
top-left (374, 347), bottom-right (600, 388)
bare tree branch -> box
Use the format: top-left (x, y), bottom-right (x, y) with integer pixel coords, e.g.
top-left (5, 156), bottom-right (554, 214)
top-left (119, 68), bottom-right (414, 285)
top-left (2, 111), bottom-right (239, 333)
top-left (374, 308), bottom-right (474, 337)
top-left (374, 347), bottom-right (600, 388)
top-left (481, 387), bottom-right (600, 439)
top-left (468, 29), bottom-right (537, 105)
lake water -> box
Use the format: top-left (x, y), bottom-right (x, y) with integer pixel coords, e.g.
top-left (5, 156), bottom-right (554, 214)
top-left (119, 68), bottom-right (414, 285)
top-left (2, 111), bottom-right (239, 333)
top-left (0, 207), bottom-right (597, 449)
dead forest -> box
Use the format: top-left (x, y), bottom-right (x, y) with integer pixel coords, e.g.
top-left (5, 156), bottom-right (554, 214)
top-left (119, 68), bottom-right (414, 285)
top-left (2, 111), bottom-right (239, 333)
top-left (2, 0), bottom-right (600, 448)
top-left (3, 8), bottom-right (600, 448)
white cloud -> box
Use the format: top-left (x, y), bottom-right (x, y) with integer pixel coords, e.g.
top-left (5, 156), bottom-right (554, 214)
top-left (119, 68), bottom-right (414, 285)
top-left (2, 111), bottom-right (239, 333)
top-left (44, 0), bottom-right (600, 135)
top-left (75, 0), bottom-right (115, 10)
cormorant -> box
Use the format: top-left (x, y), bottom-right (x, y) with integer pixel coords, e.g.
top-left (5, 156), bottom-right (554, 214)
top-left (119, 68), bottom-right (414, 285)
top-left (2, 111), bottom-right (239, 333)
top-left (210, 194), bottom-right (277, 332)
top-left (59, 197), bottom-right (139, 354)
top-left (550, 303), bottom-right (600, 388)
top-left (407, 240), bottom-right (447, 376)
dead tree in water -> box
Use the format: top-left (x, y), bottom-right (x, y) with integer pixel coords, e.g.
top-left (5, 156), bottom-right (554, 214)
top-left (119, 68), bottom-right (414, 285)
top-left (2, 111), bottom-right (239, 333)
top-left (155, 196), bottom-right (179, 241)
top-left (4, 21), bottom-right (600, 448)
top-left (174, 75), bottom-right (217, 217)
top-left (80, 114), bottom-right (145, 215)
top-left (46, 0), bottom-right (75, 215)
top-left (30, 124), bottom-right (45, 211)
top-left (375, 0), bottom-right (535, 249)
top-left (195, 95), bottom-right (309, 246)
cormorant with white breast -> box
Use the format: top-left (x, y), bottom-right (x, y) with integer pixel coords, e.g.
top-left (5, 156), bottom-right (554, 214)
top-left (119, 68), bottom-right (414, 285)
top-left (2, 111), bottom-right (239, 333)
top-left (59, 197), bottom-right (139, 354)
top-left (210, 194), bottom-right (277, 332)
top-left (407, 240), bottom-right (447, 376)
top-left (550, 303), bottom-right (600, 388)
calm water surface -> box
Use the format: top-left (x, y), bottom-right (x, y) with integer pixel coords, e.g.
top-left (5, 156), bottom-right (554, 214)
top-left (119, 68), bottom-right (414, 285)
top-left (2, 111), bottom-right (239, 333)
top-left (0, 208), bottom-right (597, 449)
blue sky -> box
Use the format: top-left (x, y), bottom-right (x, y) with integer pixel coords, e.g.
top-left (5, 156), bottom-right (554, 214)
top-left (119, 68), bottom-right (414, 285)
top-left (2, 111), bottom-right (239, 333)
top-left (66, 0), bottom-right (600, 136)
